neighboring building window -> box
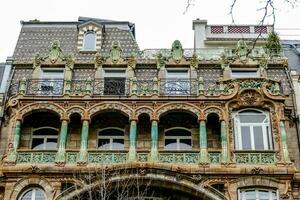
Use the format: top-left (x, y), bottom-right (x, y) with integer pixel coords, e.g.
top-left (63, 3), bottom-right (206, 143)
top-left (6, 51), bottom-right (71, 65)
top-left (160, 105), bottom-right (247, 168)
top-left (83, 31), bottom-right (96, 51)
top-left (36, 69), bottom-right (64, 95)
top-left (239, 188), bottom-right (278, 200)
top-left (231, 69), bottom-right (258, 78)
top-left (19, 187), bottom-right (46, 200)
top-left (164, 127), bottom-right (192, 150)
top-left (233, 110), bottom-right (273, 150)
top-left (165, 69), bottom-right (190, 95)
top-left (103, 69), bottom-right (126, 95)
top-left (97, 128), bottom-right (125, 150)
top-left (31, 127), bottom-right (58, 150)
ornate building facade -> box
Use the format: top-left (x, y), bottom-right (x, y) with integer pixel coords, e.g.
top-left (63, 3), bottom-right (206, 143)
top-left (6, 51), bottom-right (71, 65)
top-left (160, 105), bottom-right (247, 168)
top-left (0, 17), bottom-right (299, 199)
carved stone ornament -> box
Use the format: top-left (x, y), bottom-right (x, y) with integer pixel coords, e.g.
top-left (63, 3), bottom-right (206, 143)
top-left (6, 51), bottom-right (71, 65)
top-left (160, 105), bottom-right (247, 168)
top-left (239, 90), bottom-right (261, 106)
top-left (251, 167), bottom-right (263, 174)
top-left (32, 53), bottom-right (44, 69)
top-left (171, 40), bottom-right (184, 63)
top-left (63, 53), bottom-right (75, 70)
top-left (190, 52), bottom-right (199, 68)
top-left (127, 53), bottom-right (137, 69)
top-left (156, 52), bottom-right (166, 69)
top-left (94, 52), bottom-right (103, 67)
top-left (235, 40), bottom-right (249, 62)
top-left (110, 41), bottom-right (122, 63)
top-left (48, 40), bottom-right (62, 64)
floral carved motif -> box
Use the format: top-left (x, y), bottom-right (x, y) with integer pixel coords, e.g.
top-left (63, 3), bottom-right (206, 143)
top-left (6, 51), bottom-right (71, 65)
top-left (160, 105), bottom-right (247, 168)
top-left (239, 90), bottom-right (261, 106)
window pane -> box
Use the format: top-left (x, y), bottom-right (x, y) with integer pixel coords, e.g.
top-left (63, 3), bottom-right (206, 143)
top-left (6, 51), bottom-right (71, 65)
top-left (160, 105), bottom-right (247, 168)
top-left (253, 126), bottom-right (264, 149)
top-left (178, 139), bottom-right (192, 150)
top-left (241, 126), bottom-right (251, 150)
top-left (258, 190), bottom-right (270, 200)
top-left (111, 141), bottom-right (124, 150)
top-left (165, 139), bottom-right (177, 150)
top-left (45, 138), bottom-right (58, 150)
top-left (272, 191), bottom-right (277, 200)
top-left (98, 139), bottom-right (110, 149)
top-left (231, 70), bottom-right (258, 78)
top-left (21, 190), bottom-right (33, 200)
top-left (243, 190), bottom-right (256, 200)
top-left (239, 114), bottom-right (266, 123)
top-left (83, 32), bottom-right (96, 50)
top-left (35, 189), bottom-right (46, 200)
top-left (32, 138), bottom-right (44, 149)
top-left (180, 139), bottom-right (192, 146)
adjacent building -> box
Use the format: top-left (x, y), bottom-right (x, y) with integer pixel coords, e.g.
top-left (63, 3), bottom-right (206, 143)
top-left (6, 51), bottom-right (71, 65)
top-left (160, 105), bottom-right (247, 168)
top-left (0, 17), bottom-right (299, 200)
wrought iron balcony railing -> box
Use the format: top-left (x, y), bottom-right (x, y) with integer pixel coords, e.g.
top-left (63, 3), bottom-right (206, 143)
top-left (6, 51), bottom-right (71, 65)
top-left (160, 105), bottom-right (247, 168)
top-left (26, 79), bottom-right (64, 96)
top-left (9, 77), bottom-right (283, 97)
top-left (159, 78), bottom-right (198, 96)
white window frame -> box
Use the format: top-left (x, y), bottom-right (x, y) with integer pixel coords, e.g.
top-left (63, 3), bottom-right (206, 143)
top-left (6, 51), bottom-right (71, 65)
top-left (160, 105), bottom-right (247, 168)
top-left (31, 127), bottom-right (59, 150)
top-left (37, 69), bottom-right (64, 95)
top-left (19, 187), bottom-right (46, 200)
top-left (238, 188), bottom-right (279, 200)
top-left (83, 31), bottom-right (96, 51)
top-left (164, 127), bottom-right (192, 150)
top-left (233, 109), bottom-right (273, 150)
top-left (231, 68), bottom-right (259, 78)
top-left (97, 127), bottom-right (125, 150)
top-left (165, 68), bottom-right (190, 95)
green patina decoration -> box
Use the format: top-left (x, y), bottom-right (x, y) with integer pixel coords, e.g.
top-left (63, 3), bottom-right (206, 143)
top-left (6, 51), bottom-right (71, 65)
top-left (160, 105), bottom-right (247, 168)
top-left (7, 120), bottom-right (22, 162)
top-left (280, 121), bottom-right (290, 162)
top-left (78, 120), bottom-right (89, 163)
top-left (220, 121), bottom-right (228, 163)
top-left (239, 80), bottom-right (262, 90)
top-left (267, 82), bottom-right (281, 95)
top-left (110, 41), bottom-right (122, 63)
top-left (199, 120), bottom-right (208, 163)
top-left (128, 120), bottom-right (137, 162)
top-left (55, 120), bottom-right (68, 164)
top-left (156, 52), bottom-right (166, 69)
top-left (64, 53), bottom-right (75, 70)
top-left (48, 40), bottom-right (62, 64)
top-left (149, 120), bottom-right (158, 161)
top-left (236, 40), bottom-right (249, 61)
top-left (235, 152), bottom-right (276, 164)
top-left (265, 31), bottom-right (282, 57)
top-left (171, 40), bottom-right (183, 62)
top-left (159, 153), bottom-right (198, 164)
top-left (33, 53), bottom-right (44, 69)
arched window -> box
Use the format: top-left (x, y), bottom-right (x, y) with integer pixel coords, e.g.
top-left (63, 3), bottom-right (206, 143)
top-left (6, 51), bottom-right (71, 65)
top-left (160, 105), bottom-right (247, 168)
top-left (239, 188), bottom-right (278, 200)
top-left (83, 31), bottom-right (96, 50)
top-left (97, 128), bottom-right (124, 150)
top-left (164, 127), bottom-right (192, 150)
top-left (19, 187), bottom-right (46, 200)
top-left (233, 109), bottom-right (273, 150)
top-left (31, 127), bottom-right (58, 150)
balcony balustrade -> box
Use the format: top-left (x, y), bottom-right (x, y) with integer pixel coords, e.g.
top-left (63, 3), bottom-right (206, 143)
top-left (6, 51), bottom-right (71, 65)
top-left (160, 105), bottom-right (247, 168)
top-left (14, 150), bottom-right (276, 165)
top-left (9, 77), bottom-right (283, 97)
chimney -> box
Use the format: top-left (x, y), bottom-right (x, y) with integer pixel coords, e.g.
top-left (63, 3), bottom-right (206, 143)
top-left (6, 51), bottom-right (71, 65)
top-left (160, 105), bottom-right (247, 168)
top-left (192, 19), bottom-right (207, 49)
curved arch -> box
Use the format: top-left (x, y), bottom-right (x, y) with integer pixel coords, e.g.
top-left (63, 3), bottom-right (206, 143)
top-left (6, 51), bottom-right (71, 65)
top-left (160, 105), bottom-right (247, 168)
top-left (203, 106), bottom-right (225, 120)
top-left (66, 106), bottom-right (85, 119)
top-left (156, 102), bottom-right (200, 119)
top-left (135, 106), bottom-right (154, 119)
top-left (9, 177), bottom-right (54, 200)
top-left (236, 176), bottom-right (281, 189)
top-left (59, 173), bottom-right (226, 200)
top-left (88, 102), bottom-right (133, 119)
top-left (18, 103), bottom-right (65, 120)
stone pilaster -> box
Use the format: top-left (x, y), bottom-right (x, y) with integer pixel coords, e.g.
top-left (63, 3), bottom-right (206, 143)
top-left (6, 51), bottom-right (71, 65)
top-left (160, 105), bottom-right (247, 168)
top-left (77, 120), bottom-right (89, 165)
top-left (149, 120), bottom-right (159, 161)
top-left (55, 120), bottom-right (68, 165)
top-left (128, 120), bottom-right (137, 162)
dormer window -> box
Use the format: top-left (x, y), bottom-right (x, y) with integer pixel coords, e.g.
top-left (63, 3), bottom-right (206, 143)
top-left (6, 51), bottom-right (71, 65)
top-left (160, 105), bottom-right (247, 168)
top-left (83, 31), bottom-right (96, 51)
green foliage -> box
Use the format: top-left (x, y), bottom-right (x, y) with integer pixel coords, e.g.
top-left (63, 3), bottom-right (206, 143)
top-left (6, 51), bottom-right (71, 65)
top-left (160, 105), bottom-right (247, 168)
top-left (264, 31), bottom-right (282, 55)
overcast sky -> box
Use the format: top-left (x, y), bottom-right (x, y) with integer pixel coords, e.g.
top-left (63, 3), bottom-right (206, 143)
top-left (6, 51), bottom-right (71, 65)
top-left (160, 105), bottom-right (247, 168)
top-left (0, 0), bottom-right (299, 61)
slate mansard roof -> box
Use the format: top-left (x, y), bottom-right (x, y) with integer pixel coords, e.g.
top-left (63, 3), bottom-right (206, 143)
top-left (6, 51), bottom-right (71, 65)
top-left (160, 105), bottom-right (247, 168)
top-left (13, 17), bottom-right (140, 64)
top-left (281, 40), bottom-right (300, 74)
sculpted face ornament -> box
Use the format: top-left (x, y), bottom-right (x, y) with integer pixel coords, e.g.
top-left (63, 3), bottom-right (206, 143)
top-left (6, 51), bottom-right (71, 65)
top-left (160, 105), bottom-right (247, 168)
top-left (171, 40), bottom-right (184, 63)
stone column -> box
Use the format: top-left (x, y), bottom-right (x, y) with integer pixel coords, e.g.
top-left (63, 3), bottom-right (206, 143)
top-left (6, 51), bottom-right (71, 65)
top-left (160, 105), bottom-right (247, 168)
top-left (220, 120), bottom-right (229, 163)
top-left (55, 120), bottom-right (68, 164)
top-left (77, 120), bottom-right (89, 164)
top-left (7, 120), bottom-right (22, 162)
top-left (128, 120), bottom-right (137, 162)
top-left (199, 120), bottom-right (208, 163)
top-left (279, 121), bottom-right (290, 163)
top-left (149, 120), bottom-right (159, 161)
